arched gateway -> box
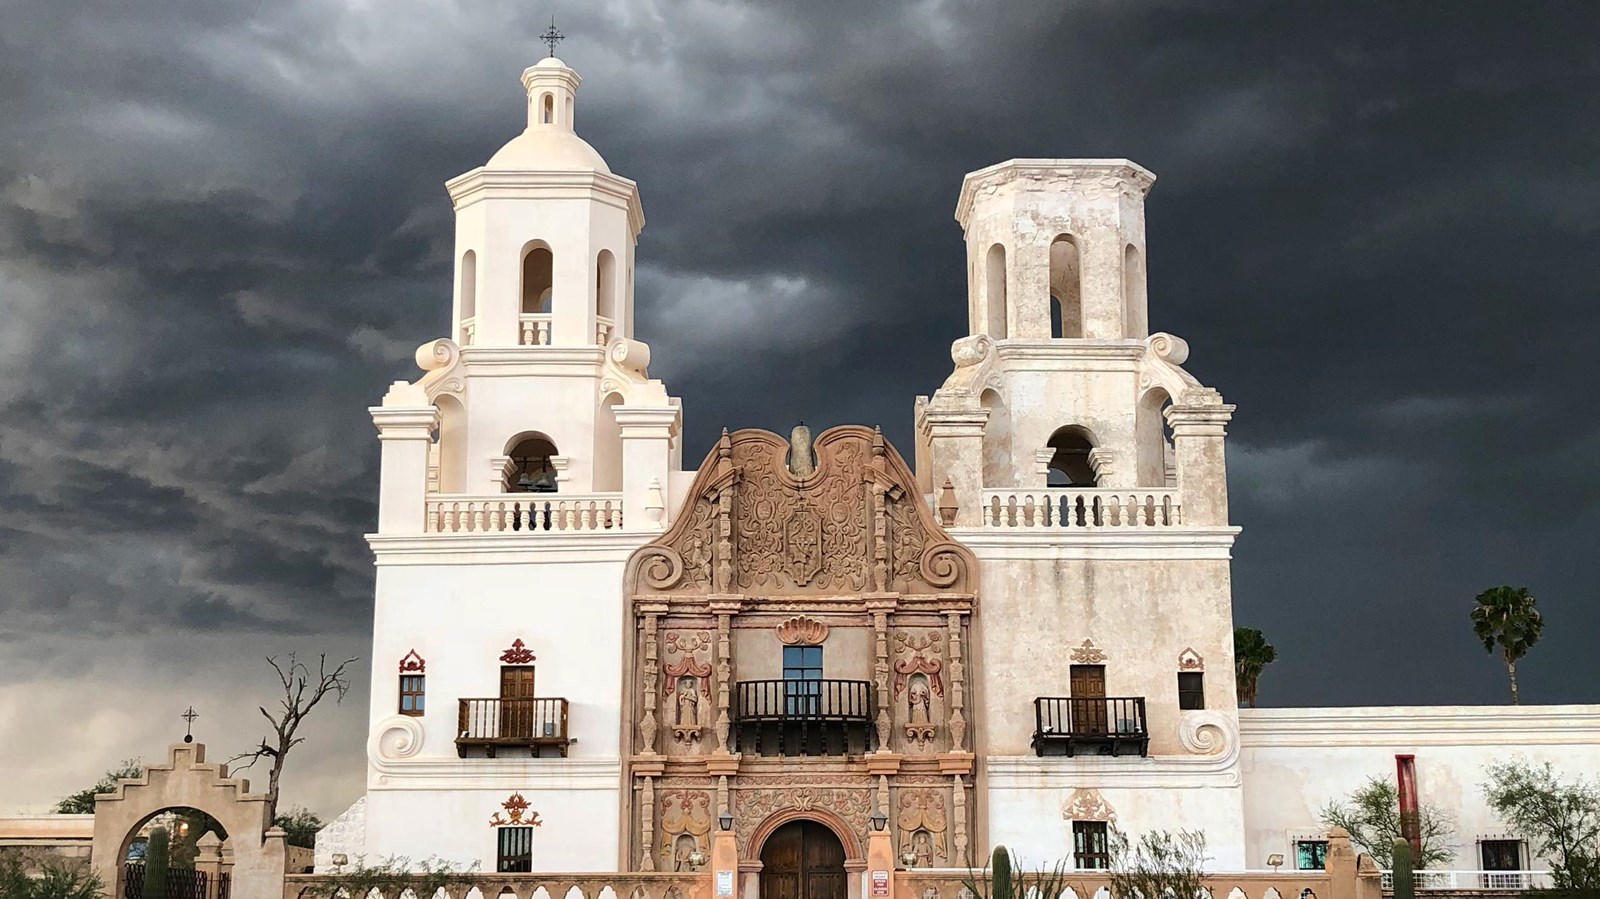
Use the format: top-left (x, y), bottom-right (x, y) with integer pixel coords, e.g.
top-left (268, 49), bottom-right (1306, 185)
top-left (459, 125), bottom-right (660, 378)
top-left (91, 742), bottom-right (288, 898)
top-left (623, 425), bottom-right (979, 885)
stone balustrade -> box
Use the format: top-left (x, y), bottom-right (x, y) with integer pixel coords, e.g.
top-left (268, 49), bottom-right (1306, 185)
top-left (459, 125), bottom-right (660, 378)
top-left (284, 871), bottom-right (707, 899)
top-left (980, 488), bottom-right (1183, 529)
top-left (520, 313), bottom-right (553, 346)
top-left (424, 494), bottom-right (624, 534)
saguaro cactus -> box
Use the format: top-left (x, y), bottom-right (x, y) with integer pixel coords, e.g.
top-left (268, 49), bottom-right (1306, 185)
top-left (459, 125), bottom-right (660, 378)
top-left (1391, 838), bottom-right (1415, 899)
top-left (992, 845), bottom-right (1013, 899)
top-left (142, 826), bottom-right (171, 899)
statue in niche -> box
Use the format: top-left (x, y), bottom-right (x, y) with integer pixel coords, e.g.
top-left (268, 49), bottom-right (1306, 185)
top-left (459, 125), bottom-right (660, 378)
top-left (673, 833), bottom-right (699, 871)
top-left (675, 676), bottom-right (700, 728)
top-left (910, 829), bottom-right (934, 867)
top-left (908, 674), bottom-right (932, 725)
top-left (787, 422), bottom-right (816, 478)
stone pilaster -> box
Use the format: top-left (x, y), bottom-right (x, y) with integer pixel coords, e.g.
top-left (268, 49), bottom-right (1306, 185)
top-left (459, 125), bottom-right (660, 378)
top-left (1167, 398), bottom-right (1235, 527)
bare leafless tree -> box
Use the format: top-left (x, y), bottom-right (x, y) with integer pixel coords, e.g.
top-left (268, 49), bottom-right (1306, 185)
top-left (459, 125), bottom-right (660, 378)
top-left (230, 653), bottom-right (358, 822)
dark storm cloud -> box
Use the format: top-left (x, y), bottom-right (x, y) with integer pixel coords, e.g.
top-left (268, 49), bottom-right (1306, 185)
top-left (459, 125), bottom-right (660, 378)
top-left (2, 0), bottom-right (1599, 810)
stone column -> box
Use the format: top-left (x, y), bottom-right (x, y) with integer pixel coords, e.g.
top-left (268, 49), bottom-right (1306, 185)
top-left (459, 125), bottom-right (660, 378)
top-left (639, 777), bottom-right (657, 871)
top-left (640, 611), bottom-right (661, 754)
top-left (944, 613), bottom-right (967, 753)
top-left (1166, 398), bottom-right (1235, 527)
top-left (866, 821), bottom-right (896, 899)
top-left (371, 398), bottom-right (439, 535)
top-left (921, 406), bottom-right (988, 526)
top-left (614, 405), bottom-right (680, 530)
top-left (1080, 228), bottom-right (1124, 339)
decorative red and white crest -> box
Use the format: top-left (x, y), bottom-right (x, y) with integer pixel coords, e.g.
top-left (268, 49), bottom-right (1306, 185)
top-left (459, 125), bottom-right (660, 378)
top-left (398, 649), bottom-right (426, 674)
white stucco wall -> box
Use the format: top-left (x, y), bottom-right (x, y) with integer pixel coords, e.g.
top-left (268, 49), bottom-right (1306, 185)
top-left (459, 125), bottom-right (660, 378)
top-left (1239, 705), bottom-right (1600, 871)
top-left (364, 544), bottom-right (647, 871)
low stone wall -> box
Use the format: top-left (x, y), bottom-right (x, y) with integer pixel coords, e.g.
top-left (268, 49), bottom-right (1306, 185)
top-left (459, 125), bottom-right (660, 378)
top-left (899, 870), bottom-right (1343, 899)
top-left (282, 870), bottom-right (709, 899)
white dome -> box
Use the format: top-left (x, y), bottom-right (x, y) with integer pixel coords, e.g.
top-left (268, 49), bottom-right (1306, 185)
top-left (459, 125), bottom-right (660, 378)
top-left (486, 128), bottom-right (610, 172)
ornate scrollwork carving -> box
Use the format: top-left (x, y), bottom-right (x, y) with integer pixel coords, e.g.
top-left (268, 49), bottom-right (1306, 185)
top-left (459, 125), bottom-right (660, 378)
top-left (1062, 788), bottom-right (1117, 823)
top-left (1178, 647), bottom-right (1204, 671)
top-left (897, 788), bottom-right (949, 865)
top-left (1070, 639), bottom-right (1106, 664)
top-left (626, 426), bottom-right (976, 597)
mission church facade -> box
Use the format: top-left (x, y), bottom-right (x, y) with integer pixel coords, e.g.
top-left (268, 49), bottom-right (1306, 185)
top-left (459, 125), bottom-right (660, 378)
top-left (330, 55), bottom-right (1600, 892)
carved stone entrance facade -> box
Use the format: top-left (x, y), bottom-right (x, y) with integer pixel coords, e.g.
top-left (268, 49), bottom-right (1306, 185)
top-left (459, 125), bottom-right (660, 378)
top-left (624, 425), bottom-right (979, 880)
top-left (90, 742), bottom-right (288, 899)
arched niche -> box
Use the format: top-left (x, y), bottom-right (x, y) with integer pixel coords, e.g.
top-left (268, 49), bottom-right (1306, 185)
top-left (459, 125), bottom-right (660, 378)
top-left (436, 394), bottom-right (468, 494)
top-left (1049, 234), bottom-right (1083, 339)
top-left (521, 241), bottom-right (554, 314)
top-left (984, 243), bottom-right (1007, 339)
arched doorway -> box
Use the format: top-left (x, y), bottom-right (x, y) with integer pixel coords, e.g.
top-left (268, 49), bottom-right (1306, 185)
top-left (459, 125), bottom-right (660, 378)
top-left (760, 820), bottom-right (846, 899)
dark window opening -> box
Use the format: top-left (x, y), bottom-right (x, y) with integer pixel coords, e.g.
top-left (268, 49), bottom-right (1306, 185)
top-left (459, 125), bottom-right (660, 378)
top-left (782, 644), bottom-right (823, 717)
top-left (497, 826), bottom-right (533, 872)
top-left (1178, 671), bottom-right (1205, 710)
top-left (399, 675), bottom-right (425, 716)
top-left (507, 435), bottom-right (558, 493)
top-left (1296, 840), bottom-right (1329, 871)
top-left (1073, 821), bottom-right (1109, 870)
top-left (1046, 427), bottom-right (1097, 487)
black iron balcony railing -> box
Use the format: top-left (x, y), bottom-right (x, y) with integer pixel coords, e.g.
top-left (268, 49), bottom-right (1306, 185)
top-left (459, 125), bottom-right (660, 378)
top-left (1031, 696), bottom-right (1149, 757)
top-left (733, 679), bottom-right (873, 756)
top-left (456, 697), bottom-right (570, 758)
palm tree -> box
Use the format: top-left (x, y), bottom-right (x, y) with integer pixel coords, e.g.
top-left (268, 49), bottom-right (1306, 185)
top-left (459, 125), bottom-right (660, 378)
top-left (1471, 585), bottom-right (1543, 704)
top-left (1234, 627), bottom-right (1277, 708)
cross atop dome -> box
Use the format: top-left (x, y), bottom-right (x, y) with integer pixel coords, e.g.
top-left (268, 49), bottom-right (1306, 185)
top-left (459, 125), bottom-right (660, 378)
top-left (539, 16), bottom-right (564, 58)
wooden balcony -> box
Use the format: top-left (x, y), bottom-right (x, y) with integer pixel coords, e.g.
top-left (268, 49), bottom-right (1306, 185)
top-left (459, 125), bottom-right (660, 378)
top-left (456, 698), bottom-right (570, 758)
top-left (734, 679), bottom-right (874, 757)
top-left (1031, 696), bottom-right (1149, 757)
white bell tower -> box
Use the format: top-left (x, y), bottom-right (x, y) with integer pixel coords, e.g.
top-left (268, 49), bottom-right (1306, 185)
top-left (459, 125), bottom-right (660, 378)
top-left (357, 57), bottom-right (684, 870)
top-left (450, 56), bottom-right (640, 351)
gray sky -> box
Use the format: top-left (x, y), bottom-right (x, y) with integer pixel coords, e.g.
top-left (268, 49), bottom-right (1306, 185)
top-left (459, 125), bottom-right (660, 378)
top-left (3, 0), bottom-right (1598, 818)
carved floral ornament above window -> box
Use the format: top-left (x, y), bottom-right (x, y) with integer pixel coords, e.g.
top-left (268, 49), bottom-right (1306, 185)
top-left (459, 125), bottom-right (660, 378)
top-left (1062, 788), bottom-right (1117, 823)
top-left (776, 615), bottom-right (829, 645)
top-left (489, 792), bottom-right (543, 828)
top-left (1178, 647), bottom-right (1204, 671)
top-left (1070, 639), bottom-right (1106, 664)
top-left (500, 639), bottom-right (537, 664)
top-left (398, 649), bottom-right (425, 674)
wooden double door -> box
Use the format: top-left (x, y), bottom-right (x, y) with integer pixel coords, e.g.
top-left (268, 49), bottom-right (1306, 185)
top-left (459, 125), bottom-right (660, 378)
top-left (760, 821), bottom-right (846, 899)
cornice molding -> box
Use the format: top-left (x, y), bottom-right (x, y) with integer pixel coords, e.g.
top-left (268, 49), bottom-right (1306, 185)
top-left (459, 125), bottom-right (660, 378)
top-left (948, 527), bottom-right (1240, 560)
top-left (368, 532), bottom-right (650, 564)
top-left (956, 158), bottom-right (1156, 226)
top-left (446, 168), bottom-right (645, 234)
top-left (984, 752), bottom-right (1240, 789)
top-left (369, 757), bottom-right (623, 791)
top-left (1239, 706), bottom-right (1600, 747)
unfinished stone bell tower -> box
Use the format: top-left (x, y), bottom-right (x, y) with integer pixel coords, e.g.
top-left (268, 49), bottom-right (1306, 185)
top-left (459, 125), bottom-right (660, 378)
top-left (915, 158), bottom-right (1247, 867)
